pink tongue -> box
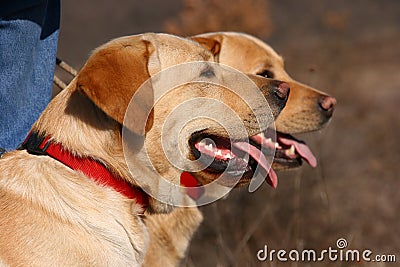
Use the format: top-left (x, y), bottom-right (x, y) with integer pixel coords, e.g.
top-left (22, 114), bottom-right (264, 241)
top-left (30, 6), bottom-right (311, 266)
top-left (233, 142), bottom-right (278, 188)
top-left (278, 136), bottom-right (317, 167)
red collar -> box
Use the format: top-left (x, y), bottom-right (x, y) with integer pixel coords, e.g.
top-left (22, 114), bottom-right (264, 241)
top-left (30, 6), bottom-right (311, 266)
top-left (20, 132), bottom-right (204, 212)
top-left (21, 132), bottom-right (149, 212)
top-left (180, 171), bottom-right (204, 200)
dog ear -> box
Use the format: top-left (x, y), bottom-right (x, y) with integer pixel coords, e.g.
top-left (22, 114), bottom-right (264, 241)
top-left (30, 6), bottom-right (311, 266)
top-left (190, 35), bottom-right (222, 59)
top-left (76, 36), bottom-right (156, 135)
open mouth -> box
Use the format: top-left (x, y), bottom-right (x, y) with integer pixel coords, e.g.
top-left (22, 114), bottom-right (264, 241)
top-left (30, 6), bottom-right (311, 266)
top-left (251, 129), bottom-right (317, 170)
top-left (189, 129), bottom-right (316, 189)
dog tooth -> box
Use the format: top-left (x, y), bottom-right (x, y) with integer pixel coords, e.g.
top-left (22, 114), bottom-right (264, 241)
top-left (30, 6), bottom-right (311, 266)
top-left (266, 138), bottom-right (272, 143)
top-left (215, 150), bottom-right (223, 157)
top-left (199, 140), bottom-right (207, 146)
top-left (224, 153), bottom-right (233, 159)
top-left (205, 144), bottom-right (214, 151)
top-left (274, 142), bottom-right (282, 149)
top-left (260, 132), bottom-right (265, 138)
top-left (287, 145), bottom-right (295, 155)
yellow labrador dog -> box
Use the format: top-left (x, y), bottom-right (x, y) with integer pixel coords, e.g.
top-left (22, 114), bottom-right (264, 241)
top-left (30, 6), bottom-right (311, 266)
top-left (191, 32), bottom-right (337, 171)
top-left (0, 33), bottom-right (289, 266)
top-left (143, 32), bottom-right (337, 266)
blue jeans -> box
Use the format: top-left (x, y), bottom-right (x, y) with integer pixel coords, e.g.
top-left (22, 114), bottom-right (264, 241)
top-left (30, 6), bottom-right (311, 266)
top-left (0, 1), bottom-right (60, 151)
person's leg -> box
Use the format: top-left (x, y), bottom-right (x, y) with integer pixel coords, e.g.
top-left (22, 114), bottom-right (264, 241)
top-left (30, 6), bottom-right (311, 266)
top-left (0, 1), bottom-right (60, 152)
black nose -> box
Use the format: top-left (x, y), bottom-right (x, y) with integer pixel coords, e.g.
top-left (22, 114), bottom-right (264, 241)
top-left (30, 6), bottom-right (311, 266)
top-left (273, 81), bottom-right (290, 100)
top-left (318, 95), bottom-right (337, 117)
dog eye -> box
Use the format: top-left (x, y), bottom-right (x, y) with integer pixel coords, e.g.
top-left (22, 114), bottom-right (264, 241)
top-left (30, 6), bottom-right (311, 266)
top-left (200, 67), bottom-right (215, 78)
top-left (257, 70), bottom-right (274, 79)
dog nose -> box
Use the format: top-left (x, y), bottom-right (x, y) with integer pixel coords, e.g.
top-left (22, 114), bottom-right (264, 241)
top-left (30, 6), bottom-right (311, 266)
top-left (273, 81), bottom-right (290, 100)
top-left (318, 95), bottom-right (337, 117)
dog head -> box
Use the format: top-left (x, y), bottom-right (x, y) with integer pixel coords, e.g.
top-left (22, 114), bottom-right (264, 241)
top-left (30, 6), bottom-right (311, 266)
top-left (75, 33), bottom-right (289, 211)
top-left (191, 32), bottom-right (336, 171)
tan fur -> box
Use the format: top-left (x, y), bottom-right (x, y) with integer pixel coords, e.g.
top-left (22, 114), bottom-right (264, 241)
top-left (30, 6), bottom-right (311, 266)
top-left (0, 33), bottom-right (287, 266)
top-left (0, 150), bottom-right (148, 266)
top-left (143, 207), bottom-right (203, 266)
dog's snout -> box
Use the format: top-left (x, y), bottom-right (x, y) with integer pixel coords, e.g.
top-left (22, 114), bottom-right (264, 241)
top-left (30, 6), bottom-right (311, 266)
top-left (318, 95), bottom-right (336, 117)
top-left (273, 81), bottom-right (290, 100)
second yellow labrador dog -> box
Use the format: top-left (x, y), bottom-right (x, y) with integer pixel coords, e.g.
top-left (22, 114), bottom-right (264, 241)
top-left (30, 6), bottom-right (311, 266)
top-left (0, 33), bottom-right (289, 266)
top-left (143, 32), bottom-right (337, 266)
top-left (192, 31), bottom-right (337, 171)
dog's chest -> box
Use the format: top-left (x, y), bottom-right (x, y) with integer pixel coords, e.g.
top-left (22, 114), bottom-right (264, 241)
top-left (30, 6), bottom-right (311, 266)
top-left (0, 153), bottom-right (149, 266)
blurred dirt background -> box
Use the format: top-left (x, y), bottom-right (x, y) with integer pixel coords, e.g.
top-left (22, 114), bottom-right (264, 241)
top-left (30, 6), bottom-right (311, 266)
top-left (56, 0), bottom-right (400, 266)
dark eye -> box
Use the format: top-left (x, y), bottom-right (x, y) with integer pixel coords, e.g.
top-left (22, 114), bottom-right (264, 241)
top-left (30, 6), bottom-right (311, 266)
top-left (257, 70), bottom-right (274, 79)
top-left (200, 67), bottom-right (215, 78)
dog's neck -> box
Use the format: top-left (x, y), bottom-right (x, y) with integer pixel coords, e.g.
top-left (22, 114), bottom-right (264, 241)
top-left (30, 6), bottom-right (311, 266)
top-left (31, 81), bottom-right (202, 213)
top-left (32, 81), bottom-right (134, 186)
top-left (20, 131), bottom-right (149, 210)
